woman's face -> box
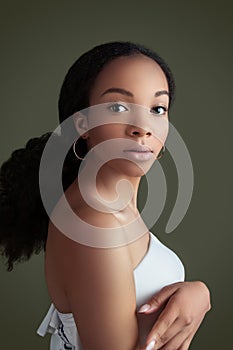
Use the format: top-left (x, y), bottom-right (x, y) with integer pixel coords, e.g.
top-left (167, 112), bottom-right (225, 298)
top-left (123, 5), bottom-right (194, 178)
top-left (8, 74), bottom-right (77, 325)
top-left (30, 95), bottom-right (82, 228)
top-left (84, 54), bottom-right (169, 177)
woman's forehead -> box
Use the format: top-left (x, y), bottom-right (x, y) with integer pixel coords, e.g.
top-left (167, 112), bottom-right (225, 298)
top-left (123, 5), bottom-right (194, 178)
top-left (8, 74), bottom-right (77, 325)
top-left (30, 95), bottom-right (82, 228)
top-left (89, 55), bottom-right (169, 103)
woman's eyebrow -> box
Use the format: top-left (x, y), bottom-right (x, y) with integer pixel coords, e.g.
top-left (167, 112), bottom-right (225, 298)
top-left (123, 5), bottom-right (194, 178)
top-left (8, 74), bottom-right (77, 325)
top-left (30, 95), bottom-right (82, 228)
top-left (101, 87), bottom-right (133, 97)
top-left (101, 87), bottom-right (169, 98)
top-left (154, 90), bottom-right (169, 97)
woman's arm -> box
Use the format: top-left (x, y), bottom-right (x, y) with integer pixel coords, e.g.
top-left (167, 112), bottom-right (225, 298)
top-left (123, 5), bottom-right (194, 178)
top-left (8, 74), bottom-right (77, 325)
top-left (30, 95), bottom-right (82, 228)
top-left (61, 209), bottom-right (141, 350)
top-left (138, 281), bottom-right (211, 349)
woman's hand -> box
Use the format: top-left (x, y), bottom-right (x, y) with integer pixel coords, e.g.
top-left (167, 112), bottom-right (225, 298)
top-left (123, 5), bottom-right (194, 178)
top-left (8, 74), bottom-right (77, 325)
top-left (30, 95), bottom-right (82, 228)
top-left (138, 281), bottom-right (211, 350)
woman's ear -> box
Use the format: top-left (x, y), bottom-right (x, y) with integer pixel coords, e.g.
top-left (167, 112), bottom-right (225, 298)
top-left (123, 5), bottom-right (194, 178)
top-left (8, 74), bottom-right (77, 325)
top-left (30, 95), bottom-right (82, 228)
top-left (73, 112), bottom-right (89, 137)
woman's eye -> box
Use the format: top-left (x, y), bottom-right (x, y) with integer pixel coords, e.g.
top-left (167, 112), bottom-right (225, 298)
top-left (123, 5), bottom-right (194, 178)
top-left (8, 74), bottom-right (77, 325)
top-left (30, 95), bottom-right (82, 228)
top-left (151, 106), bottom-right (167, 115)
top-left (108, 103), bottom-right (128, 113)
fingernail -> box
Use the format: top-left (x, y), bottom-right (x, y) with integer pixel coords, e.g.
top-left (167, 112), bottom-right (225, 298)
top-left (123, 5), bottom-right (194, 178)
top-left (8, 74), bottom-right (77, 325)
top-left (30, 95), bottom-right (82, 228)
top-left (138, 304), bottom-right (150, 313)
top-left (146, 340), bottom-right (156, 350)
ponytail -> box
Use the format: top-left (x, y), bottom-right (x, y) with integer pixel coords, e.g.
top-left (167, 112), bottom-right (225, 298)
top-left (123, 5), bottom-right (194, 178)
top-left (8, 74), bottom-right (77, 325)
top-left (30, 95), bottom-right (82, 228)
top-left (0, 132), bottom-right (74, 271)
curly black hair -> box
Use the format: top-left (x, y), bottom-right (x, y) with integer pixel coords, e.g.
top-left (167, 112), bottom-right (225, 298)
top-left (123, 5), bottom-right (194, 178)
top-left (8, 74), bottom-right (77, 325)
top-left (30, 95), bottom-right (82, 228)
top-left (0, 41), bottom-right (176, 271)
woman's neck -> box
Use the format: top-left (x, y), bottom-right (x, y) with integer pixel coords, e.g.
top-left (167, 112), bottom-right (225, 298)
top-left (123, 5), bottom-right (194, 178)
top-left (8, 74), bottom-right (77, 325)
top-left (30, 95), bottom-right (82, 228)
top-left (77, 157), bottom-right (141, 214)
top-left (96, 164), bottom-right (141, 213)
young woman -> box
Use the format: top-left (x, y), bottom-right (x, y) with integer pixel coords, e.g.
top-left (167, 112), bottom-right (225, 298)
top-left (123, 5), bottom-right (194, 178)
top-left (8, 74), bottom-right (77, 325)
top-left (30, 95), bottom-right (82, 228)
top-left (0, 42), bottom-right (210, 350)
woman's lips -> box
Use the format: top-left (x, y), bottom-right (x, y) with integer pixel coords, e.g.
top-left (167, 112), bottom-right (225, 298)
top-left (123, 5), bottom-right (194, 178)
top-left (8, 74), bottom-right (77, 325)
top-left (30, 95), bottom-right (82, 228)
top-left (123, 145), bottom-right (154, 161)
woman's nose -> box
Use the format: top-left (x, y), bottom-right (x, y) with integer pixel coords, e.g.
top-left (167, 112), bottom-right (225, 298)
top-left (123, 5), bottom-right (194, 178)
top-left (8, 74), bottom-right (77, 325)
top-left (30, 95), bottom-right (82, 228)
top-left (126, 125), bottom-right (152, 138)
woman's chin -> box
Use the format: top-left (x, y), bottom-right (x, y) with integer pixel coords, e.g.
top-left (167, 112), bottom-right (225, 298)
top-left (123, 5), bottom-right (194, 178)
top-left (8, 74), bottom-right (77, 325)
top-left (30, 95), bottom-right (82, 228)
top-left (106, 158), bottom-right (155, 178)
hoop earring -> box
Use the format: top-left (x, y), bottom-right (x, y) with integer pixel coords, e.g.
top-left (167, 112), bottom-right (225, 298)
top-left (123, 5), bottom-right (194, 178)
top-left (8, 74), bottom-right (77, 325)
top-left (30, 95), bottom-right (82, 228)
top-left (157, 145), bottom-right (166, 160)
top-left (73, 139), bottom-right (85, 161)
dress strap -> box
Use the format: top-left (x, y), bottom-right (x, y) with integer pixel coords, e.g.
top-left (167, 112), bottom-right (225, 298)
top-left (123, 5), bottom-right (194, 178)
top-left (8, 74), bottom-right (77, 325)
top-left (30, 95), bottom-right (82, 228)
top-left (37, 303), bottom-right (60, 336)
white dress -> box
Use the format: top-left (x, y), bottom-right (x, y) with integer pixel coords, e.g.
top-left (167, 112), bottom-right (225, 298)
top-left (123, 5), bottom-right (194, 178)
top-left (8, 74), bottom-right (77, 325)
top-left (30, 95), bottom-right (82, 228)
top-left (37, 232), bottom-right (185, 349)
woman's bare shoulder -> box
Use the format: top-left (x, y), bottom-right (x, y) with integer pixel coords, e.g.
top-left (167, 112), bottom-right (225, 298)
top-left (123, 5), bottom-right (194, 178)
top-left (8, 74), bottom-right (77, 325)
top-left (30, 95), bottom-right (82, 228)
top-left (45, 204), bottom-right (130, 310)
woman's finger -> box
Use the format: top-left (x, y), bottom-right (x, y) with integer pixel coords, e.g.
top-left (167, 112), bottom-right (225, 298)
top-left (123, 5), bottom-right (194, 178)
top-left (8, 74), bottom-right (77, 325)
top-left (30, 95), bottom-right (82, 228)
top-left (138, 283), bottom-right (183, 314)
top-left (157, 316), bottom-right (203, 350)
top-left (144, 299), bottom-right (179, 346)
top-left (158, 331), bottom-right (191, 350)
top-left (151, 317), bottom-right (192, 348)
top-left (178, 336), bottom-right (192, 350)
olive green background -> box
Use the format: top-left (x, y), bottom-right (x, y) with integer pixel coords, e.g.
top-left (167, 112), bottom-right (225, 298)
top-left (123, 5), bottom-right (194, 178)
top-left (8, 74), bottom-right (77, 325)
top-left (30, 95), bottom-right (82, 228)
top-left (0, 0), bottom-right (232, 349)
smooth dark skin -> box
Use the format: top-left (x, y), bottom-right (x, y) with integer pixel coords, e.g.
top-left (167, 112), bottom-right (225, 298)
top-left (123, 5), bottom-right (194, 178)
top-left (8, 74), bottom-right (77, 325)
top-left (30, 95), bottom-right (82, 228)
top-left (45, 55), bottom-right (211, 350)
